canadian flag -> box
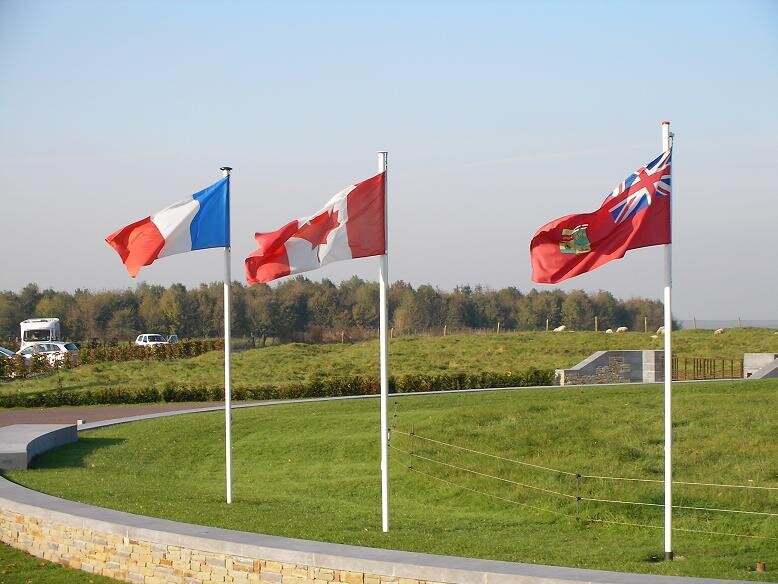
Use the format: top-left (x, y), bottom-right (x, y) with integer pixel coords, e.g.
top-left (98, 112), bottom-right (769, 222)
top-left (245, 172), bottom-right (386, 285)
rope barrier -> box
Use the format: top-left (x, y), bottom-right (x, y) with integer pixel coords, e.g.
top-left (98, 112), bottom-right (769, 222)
top-left (581, 474), bottom-right (778, 491)
top-left (674, 479), bottom-right (778, 492)
top-left (392, 429), bottom-right (576, 476)
top-left (391, 455), bottom-right (778, 541)
top-left (395, 429), bottom-right (778, 492)
top-left (581, 496), bottom-right (778, 517)
top-left (392, 438), bottom-right (777, 518)
top-left (396, 459), bottom-right (574, 519)
top-left (390, 445), bottom-right (576, 500)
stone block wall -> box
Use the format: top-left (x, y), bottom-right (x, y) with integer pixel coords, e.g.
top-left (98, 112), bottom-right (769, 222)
top-left (743, 353), bottom-right (778, 378)
top-left (1, 508), bottom-right (428, 584)
top-left (555, 351), bottom-right (664, 386)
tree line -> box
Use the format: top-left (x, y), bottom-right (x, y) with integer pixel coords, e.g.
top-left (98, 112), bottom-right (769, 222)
top-left (0, 280), bottom-right (671, 344)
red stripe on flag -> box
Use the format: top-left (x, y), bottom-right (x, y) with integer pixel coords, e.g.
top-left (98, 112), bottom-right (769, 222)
top-left (346, 172), bottom-right (385, 258)
top-left (105, 217), bottom-right (165, 278)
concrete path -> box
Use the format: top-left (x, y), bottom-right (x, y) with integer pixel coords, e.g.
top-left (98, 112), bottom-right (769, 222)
top-left (0, 401), bottom-right (220, 428)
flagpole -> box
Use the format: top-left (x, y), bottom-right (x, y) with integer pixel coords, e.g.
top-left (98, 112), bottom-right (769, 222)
top-left (378, 151), bottom-right (390, 532)
top-left (661, 122), bottom-right (673, 560)
top-left (221, 165), bottom-right (233, 505)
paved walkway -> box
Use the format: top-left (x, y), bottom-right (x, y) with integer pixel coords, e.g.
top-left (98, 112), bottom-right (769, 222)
top-left (0, 402), bottom-right (220, 428)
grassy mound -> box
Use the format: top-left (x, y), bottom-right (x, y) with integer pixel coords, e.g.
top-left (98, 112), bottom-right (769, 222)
top-left (6, 379), bottom-right (777, 580)
top-left (4, 328), bottom-right (777, 398)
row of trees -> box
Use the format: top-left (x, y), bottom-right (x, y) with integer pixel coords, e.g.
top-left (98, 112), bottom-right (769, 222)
top-left (0, 280), bottom-right (671, 344)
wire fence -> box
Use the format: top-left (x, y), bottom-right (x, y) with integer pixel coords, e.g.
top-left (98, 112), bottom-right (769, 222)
top-left (390, 428), bottom-right (778, 541)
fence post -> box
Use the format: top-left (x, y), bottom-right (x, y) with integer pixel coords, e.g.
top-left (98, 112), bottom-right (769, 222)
top-left (497, 321), bottom-right (501, 334)
top-left (546, 318), bottom-right (550, 332)
top-left (693, 317), bottom-right (697, 329)
top-left (576, 474), bottom-right (582, 521)
top-left (594, 316), bottom-right (598, 332)
top-left (644, 316), bottom-right (648, 333)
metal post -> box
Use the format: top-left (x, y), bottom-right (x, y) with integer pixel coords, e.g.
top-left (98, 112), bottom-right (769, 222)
top-left (220, 166), bottom-right (233, 505)
top-left (378, 151), bottom-right (390, 532)
top-left (661, 122), bottom-right (673, 560)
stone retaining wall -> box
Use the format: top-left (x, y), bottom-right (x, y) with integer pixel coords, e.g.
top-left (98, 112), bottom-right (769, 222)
top-left (2, 508), bottom-right (396, 584)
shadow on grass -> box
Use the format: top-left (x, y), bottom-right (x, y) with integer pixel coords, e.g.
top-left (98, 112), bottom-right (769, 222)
top-left (30, 437), bottom-right (126, 469)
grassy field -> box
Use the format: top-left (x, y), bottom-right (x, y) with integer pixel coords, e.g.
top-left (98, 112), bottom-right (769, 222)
top-left (5, 379), bottom-right (777, 580)
top-left (0, 542), bottom-right (119, 583)
top-left (3, 328), bottom-right (777, 397)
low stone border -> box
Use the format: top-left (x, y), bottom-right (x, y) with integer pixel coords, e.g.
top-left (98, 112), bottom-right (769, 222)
top-left (0, 424), bottom-right (77, 470)
top-left (0, 397), bottom-right (751, 584)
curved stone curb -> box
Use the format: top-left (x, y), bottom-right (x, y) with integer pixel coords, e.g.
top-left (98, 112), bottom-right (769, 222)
top-left (0, 424), bottom-right (77, 470)
top-left (1, 395), bottom-right (763, 584)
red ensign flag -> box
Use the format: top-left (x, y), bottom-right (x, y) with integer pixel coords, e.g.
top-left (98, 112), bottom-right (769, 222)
top-left (530, 150), bottom-right (671, 284)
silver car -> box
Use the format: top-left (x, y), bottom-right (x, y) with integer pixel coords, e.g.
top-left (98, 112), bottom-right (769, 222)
top-left (17, 342), bottom-right (80, 366)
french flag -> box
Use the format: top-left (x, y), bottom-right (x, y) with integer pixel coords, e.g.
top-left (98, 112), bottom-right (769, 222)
top-left (245, 173), bottom-right (385, 285)
top-left (106, 177), bottom-right (229, 277)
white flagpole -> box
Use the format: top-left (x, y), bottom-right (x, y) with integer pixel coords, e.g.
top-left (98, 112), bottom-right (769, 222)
top-left (221, 165), bottom-right (233, 505)
top-left (661, 122), bottom-right (673, 560)
top-left (377, 151), bottom-right (390, 532)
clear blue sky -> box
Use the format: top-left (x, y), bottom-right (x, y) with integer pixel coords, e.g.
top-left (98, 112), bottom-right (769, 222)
top-left (1, 0), bottom-right (776, 320)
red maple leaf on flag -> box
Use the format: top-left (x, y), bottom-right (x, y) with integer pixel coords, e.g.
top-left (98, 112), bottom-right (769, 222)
top-left (296, 209), bottom-right (340, 249)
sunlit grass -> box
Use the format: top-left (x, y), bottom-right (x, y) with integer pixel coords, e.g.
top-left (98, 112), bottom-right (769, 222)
top-left (4, 329), bottom-right (777, 397)
top-left (6, 378), bottom-right (777, 580)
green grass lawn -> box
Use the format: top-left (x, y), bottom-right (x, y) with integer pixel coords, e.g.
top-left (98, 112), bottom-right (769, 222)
top-left (0, 542), bottom-right (119, 584)
top-left (4, 329), bottom-right (777, 397)
top-left (5, 379), bottom-right (777, 580)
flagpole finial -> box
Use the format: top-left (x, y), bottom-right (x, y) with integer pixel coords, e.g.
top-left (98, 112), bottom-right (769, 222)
top-left (220, 166), bottom-right (233, 174)
top-left (661, 121), bottom-right (670, 125)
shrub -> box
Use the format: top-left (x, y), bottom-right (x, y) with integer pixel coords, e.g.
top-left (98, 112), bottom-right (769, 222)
top-left (0, 368), bottom-right (553, 408)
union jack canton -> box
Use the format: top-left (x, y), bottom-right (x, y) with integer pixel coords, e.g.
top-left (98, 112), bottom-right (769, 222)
top-left (608, 150), bottom-right (672, 225)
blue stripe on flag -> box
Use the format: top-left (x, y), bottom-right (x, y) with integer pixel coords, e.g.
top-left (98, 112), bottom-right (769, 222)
top-left (190, 177), bottom-right (230, 250)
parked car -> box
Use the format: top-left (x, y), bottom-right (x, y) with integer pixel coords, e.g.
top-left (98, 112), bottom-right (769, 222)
top-left (167, 334), bottom-right (179, 344)
top-left (16, 342), bottom-right (80, 365)
top-left (135, 334), bottom-right (169, 347)
top-left (0, 347), bottom-right (16, 359)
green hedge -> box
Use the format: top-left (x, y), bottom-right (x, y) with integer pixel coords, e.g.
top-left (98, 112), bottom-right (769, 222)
top-left (79, 339), bottom-right (223, 364)
top-left (0, 340), bottom-right (223, 381)
top-left (0, 368), bottom-right (554, 408)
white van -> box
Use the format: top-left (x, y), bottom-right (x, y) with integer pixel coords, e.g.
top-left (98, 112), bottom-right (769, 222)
top-left (20, 318), bottom-right (61, 350)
